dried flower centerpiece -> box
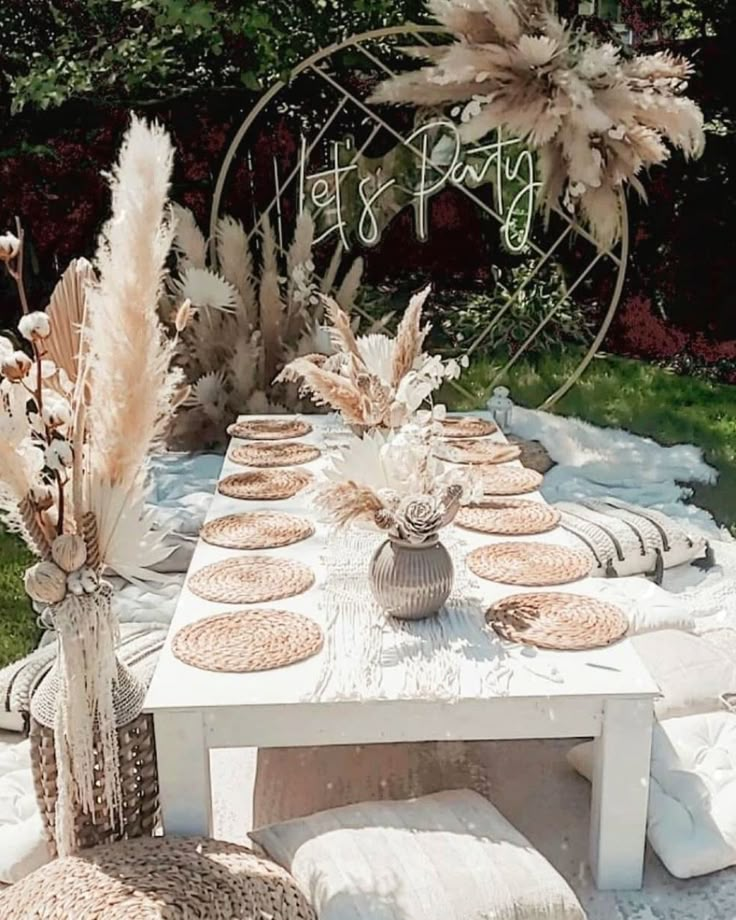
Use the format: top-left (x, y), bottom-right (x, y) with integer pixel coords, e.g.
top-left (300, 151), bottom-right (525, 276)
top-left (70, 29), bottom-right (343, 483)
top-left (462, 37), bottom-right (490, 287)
top-left (371, 0), bottom-right (705, 249)
top-left (0, 116), bottom-right (182, 856)
top-left (276, 285), bottom-right (465, 433)
top-left (316, 425), bottom-right (477, 619)
top-left (164, 206), bottom-right (365, 448)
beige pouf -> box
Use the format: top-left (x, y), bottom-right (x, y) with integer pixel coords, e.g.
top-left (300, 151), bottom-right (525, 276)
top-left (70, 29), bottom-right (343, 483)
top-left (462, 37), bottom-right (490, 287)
top-left (0, 836), bottom-right (316, 920)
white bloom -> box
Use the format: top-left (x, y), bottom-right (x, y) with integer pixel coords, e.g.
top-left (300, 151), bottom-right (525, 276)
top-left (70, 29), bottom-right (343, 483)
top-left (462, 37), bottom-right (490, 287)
top-left (0, 336), bottom-right (14, 360)
top-left (42, 396), bottom-right (72, 429)
top-left (18, 311), bottom-right (51, 341)
top-left (45, 439), bottom-right (73, 472)
top-left (30, 481), bottom-right (55, 510)
top-left (0, 232), bottom-right (20, 262)
top-left (1, 350), bottom-right (32, 381)
top-left (173, 267), bottom-right (238, 313)
top-left (395, 372), bottom-right (434, 412)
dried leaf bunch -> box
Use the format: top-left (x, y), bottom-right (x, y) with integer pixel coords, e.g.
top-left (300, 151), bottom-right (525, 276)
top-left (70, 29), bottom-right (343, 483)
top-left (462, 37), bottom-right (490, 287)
top-left (164, 207), bottom-right (365, 449)
top-left (0, 115), bottom-right (183, 584)
top-left (316, 424), bottom-right (479, 544)
top-left (371, 0), bottom-right (705, 248)
top-left (276, 285), bottom-right (466, 431)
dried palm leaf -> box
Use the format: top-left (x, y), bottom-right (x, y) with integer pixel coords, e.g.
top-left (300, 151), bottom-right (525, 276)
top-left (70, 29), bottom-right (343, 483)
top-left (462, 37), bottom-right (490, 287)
top-left (44, 258), bottom-right (94, 383)
top-left (216, 215), bottom-right (258, 329)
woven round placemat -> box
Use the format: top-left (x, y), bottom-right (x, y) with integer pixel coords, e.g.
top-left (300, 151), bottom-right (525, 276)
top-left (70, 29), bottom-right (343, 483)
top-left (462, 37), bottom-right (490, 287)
top-left (201, 512), bottom-right (315, 550)
top-left (438, 438), bottom-right (521, 465)
top-left (230, 442), bottom-right (321, 467)
top-left (467, 542), bottom-right (593, 586)
top-left (227, 418), bottom-right (313, 440)
top-left (188, 556), bottom-right (315, 604)
top-left (172, 609), bottom-right (323, 672)
top-left (440, 416), bottom-right (497, 439)
top-left (455, 500), bottom-right (561, 536)
top-left (218, 469), bottom-right (312, 501)
top-left (476, 465), bottom-right (543, 495)
top-left (486, 592), bottom-right (628, 650)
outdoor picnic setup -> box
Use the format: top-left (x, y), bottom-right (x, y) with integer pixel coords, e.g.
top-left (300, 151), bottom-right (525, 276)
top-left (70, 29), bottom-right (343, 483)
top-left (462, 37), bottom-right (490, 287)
top-left (1, 0), bottom-right (735, 918)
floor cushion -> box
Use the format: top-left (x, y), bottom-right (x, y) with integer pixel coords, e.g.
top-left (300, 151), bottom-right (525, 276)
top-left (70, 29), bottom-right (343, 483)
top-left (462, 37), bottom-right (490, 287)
top-left (250, 789), bottom-right (586, 920)
top-left (0, 622), bottom-right (169, 733)
top-left (0, 738), bottom-right (47, 884)
top-left (632, 629), bottom-right (736, 720)
top-left (0, 836), bottom-right (315, 920)
top-left (567, 711), bottom-right (736, 879)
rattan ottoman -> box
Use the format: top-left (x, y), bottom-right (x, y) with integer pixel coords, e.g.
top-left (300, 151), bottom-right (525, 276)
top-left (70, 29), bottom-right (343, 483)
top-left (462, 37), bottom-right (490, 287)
top-left (0, 836), bottom-right (316, 920)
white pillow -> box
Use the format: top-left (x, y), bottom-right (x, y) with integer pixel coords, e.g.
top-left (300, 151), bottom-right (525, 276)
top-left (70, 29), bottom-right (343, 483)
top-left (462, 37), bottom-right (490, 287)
top-left (251, 789), bottom-right (585, 920)
top-left (567, 712), bottom-right (736, 879)
top-left (0, 739), bottom-right (48, 883)
top-left (632, 629), bottom-right (736, 720)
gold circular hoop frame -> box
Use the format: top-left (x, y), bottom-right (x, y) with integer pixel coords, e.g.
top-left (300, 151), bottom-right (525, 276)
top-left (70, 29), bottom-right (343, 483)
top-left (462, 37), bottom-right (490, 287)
top-left (210, 25), bottom-right (629, 411)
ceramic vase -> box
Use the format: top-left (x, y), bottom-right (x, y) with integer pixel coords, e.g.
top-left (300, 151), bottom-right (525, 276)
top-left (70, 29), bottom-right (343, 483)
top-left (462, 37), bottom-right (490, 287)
top-left (369, 535), bottom-right (453, 620)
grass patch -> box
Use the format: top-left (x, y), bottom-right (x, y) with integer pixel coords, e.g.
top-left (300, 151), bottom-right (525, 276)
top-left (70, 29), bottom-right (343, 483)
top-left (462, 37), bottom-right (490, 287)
top-left (446, 350), bottom-right (736, 532)
top-left (0, 529), bottom-right (39, 669)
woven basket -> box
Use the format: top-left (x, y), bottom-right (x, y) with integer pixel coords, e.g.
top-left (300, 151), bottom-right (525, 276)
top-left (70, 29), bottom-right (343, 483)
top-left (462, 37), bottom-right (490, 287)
top-left (30, 710), bottom-right (159, 858)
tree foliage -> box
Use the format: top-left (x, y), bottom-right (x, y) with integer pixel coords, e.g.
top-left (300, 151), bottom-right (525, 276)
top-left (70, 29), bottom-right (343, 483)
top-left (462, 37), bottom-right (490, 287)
top-left (0, 0), bottom-right (427, 114)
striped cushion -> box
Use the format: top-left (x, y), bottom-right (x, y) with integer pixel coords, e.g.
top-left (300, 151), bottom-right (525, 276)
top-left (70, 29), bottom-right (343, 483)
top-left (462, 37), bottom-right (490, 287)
top-left (0, 622), bottom-right (168, 733)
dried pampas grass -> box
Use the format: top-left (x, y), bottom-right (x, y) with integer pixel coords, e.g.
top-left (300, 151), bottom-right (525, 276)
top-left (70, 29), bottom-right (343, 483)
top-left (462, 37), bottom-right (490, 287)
top-left (315, 480), bottom-right (384, 526)
top-left (371, 0), bottom-right (705, 248)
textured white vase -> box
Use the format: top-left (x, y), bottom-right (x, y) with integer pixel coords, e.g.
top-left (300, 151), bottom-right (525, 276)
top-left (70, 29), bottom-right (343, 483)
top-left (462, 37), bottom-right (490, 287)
top-left (369, 536), bottom-right (454, 620)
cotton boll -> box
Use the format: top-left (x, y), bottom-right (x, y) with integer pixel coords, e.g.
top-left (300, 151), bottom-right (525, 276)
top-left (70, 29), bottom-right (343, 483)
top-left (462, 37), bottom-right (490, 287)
top-left (0, 232), bottom-right (20, 262)
top-left (45, 439), bottom-right (73, 472)
top-left (42, 396), bottom-right (72, 429)
top-left (1, 350), bottom-right (32, 381)
top-left (18, 311), bottom-right (51, 341)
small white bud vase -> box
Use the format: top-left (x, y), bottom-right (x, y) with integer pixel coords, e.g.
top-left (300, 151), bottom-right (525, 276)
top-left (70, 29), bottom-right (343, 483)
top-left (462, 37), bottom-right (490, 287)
top-left (369, 535), bottom-right (454, 620)
top-left (487, 386), bottom-right (513, 431)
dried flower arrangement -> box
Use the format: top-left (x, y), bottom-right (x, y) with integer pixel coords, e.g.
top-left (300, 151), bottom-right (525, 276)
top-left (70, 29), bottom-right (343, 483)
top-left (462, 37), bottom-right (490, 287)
top-left (276, 285), bottom-right (466, 432)
top-left (0, 116), bottom-right (182, 855)
top-left (316, 424), bottom-right (478, 543)
top-left (164, 206), bottom-right (365, 448)
top-left (370, 0), bottom-right (705, 248)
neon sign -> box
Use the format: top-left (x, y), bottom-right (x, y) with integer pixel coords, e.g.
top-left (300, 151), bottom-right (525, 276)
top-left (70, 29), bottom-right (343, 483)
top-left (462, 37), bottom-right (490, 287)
top-left (279, 120), bottom-right (541, 254)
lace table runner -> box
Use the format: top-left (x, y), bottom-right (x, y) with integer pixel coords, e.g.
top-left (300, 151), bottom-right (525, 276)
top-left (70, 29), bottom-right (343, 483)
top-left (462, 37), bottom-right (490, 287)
top-left (309, 528), bottom-right (515, 702)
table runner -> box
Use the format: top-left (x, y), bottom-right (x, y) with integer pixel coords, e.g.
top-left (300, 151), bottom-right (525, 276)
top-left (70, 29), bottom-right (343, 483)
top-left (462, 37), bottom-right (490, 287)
top-left (309, 527), bottom-right (514, 702)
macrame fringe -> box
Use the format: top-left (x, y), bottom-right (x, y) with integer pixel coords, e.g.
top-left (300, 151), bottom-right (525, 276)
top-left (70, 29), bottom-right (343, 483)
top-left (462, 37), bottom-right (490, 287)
top-left (33, 585), bottom-right (122, 857)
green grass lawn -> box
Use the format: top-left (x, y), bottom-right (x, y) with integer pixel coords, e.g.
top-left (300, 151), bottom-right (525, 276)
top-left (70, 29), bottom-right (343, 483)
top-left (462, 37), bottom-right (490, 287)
top-left (0, 530), bottom-right (39, 670)
top-left (0, 351), bottom-right (733, 670)
top-left (446, 350), bottom-right (736, 533)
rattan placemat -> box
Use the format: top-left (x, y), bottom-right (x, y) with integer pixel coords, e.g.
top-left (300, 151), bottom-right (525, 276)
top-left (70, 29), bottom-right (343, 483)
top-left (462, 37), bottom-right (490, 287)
top-left (227, 418), bottom-right (313, 440)
top-left (455, 500), bottom-right (561, 536)
top-left (201, 512), bottom-right (315, 550)
top-left (172, 609), bottom-right (323, 672)
top-left (188, 556), bottom-right (315, 604)
top-left (218, 469), bottom-right (312, 501)
top-left (230, 442), bottom-right (321, 468)
top-left (467, 542), bottom-right (593, 586)
top-left (440, 416), bottom-right (497, 439)
top-left (486, 592), bottom-right (628, 650)
top-left (438, 438), bottom-right (521, 465)
top-left (476, 465), bottom-right (543, 495)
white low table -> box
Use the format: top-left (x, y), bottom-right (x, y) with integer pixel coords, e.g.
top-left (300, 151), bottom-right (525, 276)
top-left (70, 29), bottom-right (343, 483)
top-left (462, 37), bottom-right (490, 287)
top-left (145, 413), bottom-right (659, 890)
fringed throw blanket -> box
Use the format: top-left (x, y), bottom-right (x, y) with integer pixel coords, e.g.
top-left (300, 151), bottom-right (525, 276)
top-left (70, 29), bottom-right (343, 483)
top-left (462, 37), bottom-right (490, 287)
top-left (309, 529), bottom-right (513, 703)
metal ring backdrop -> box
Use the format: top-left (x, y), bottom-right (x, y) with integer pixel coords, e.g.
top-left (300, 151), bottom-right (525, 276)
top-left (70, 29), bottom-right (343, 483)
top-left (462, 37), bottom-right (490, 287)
top-left (210, 25), bottom-right (629, 411)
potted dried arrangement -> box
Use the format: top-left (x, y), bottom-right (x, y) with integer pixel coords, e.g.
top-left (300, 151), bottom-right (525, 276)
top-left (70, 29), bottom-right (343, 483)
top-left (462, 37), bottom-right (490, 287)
top-left (0, 116), bottom-right (182, 856)
top-left (370, 0), bottom-right (705, 249)
top-left (163, 205), bottom-right (365, 448)
top-left (276, 285), bottom-right (465, 434)
top-left (316, 425), bottom-right (477, 619)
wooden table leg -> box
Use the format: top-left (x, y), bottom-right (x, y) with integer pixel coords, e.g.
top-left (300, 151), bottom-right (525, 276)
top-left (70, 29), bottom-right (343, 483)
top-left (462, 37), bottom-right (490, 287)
top-left (589, 697), bottom-right (653, 890)
top-left (154, 709), bottom-right (213, 835)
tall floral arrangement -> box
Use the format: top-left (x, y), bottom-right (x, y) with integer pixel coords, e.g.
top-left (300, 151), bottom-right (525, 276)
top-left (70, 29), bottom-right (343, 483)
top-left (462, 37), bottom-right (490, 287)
top-left (371, 0), bottom-right (705, 248)
top-left (276, 285), bottom-right (465, 431)
top-left (0, 115), bottom-right (182, 855)
top-left (164, 206), bottom-right (365, 448)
